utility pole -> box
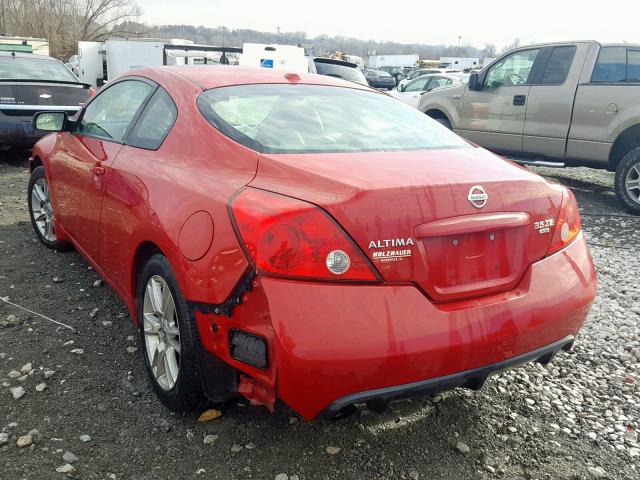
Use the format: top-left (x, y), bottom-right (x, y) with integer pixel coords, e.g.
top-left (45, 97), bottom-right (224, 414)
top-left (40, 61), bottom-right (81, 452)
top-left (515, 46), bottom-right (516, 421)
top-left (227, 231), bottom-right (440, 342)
top-left (277, 26), bottom-right (280, 41)
top-left (457, 36), bottom-right (462, 56)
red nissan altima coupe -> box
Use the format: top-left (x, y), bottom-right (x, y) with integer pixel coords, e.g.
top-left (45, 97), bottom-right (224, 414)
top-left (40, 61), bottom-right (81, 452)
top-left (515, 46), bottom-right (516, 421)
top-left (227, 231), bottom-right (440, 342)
top-left (28, 67), bottom-right (596, 420)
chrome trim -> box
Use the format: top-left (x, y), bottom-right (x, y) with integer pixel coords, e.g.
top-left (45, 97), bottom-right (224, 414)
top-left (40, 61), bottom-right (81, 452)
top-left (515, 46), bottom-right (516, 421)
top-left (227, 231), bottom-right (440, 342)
top-left (0, 104), bottom-right (81, 111)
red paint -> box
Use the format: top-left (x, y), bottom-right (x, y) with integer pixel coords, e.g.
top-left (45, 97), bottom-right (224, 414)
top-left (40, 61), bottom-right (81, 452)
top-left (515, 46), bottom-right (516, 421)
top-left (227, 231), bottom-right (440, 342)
top-left (31, 66), bottom-right (596, 420)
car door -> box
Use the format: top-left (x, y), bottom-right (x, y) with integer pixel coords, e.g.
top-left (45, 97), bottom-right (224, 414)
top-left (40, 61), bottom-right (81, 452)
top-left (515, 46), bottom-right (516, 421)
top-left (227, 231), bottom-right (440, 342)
top-left (50, 78), bottom-right (155, 262)
top-left (401, 77), bottom-right (431, 107)
top-left (523, 44), bottom-right (587, 159)
top-left (459, 48), bottom-right (542, 154)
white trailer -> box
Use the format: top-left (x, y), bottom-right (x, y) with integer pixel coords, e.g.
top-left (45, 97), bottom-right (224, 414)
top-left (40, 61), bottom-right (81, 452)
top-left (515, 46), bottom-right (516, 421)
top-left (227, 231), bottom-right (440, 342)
top-left (439, 57), bottom-right (480, 71)
top-left (367, 54), bottom-right (419, 68)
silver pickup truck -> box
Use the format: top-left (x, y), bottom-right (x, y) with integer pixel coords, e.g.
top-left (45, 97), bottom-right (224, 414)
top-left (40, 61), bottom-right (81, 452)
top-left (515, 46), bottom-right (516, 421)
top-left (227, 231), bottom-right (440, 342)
top-left (419, 41), bottom-right (640, 214)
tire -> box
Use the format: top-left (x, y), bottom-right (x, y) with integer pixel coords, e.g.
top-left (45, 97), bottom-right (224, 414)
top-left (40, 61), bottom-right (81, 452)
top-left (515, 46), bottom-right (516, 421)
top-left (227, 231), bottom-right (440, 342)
top-left (27, 166), bottom-right (71, 251)
top-left (614, 147), bottom-right (640, 215)
top-left (433, 117), bottom-right (452, 130)
top-left (138, 254), bottom-right (204, 411)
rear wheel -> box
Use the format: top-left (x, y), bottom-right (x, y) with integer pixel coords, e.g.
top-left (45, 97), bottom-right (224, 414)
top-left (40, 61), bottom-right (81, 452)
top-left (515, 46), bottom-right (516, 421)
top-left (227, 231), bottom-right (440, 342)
top-left (614, 147), bottom-right (640, 215)
top-left (27, 166), bottom-right (70, 251)
top-left (139, 254), bottom-right (203, 411)
top-left (433, 116), bottom-right (452, 130)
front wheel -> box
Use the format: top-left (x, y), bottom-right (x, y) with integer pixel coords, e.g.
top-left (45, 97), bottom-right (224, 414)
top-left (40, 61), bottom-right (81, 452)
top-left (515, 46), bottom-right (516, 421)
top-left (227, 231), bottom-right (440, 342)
top-left (27, 166), bottom-right (70, 251)
top-left (139, 254), bottom-right (204, 411)
top-left (614, 147), bottom-right (640, 215)
top-left (433, 117), bottom-right (452, 130)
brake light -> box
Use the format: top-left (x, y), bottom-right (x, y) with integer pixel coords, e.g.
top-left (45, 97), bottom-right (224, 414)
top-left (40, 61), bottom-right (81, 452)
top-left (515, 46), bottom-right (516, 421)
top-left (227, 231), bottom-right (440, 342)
top-left (229, 188), bottom-right (379, 281)
top-left (89, 87), bottom-right (97, 97)
top-left (547, 187), bottom-right (581, 255)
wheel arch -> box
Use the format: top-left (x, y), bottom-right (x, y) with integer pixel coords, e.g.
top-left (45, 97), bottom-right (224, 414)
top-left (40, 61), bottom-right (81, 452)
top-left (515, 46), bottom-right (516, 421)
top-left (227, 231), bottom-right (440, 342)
top-left (425, 108), bottom-right (451, 124)
top-left (609, 123), bottom-right (640, 169)
top-left (130, 241), bottom-right (165, 322)
top-left (30, 155), bottom-right (43, 172)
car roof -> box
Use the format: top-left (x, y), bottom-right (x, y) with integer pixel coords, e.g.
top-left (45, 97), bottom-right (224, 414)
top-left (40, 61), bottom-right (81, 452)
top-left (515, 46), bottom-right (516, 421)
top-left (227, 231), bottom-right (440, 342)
top-left (129, 66), bottom-right (373, 91)
top-left (0, 52), bottom-right (58, 61)
top-left (313, 57), bottom-right (358, 68)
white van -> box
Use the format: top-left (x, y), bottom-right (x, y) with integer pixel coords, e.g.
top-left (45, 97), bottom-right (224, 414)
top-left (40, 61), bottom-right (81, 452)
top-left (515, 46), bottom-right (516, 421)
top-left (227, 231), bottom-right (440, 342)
top-left (238, 43), bottom-right (308, 73)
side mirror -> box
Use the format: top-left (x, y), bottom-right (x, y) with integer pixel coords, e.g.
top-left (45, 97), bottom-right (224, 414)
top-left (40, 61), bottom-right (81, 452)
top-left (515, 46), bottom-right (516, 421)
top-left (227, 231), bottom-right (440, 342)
top-left (398, 84), bottom-right (405, 92)
top-left (468, 73), bottom-right (481, 91)
top-left (33, 111), bottom-right (67, 132)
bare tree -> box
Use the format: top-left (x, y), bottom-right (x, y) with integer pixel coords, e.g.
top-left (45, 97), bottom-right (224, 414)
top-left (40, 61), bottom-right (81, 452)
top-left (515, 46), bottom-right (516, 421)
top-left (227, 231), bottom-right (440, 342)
top-left (1, 0), bottom-right (142, 58)
top-left (483, 43), bottom-right (497, 59)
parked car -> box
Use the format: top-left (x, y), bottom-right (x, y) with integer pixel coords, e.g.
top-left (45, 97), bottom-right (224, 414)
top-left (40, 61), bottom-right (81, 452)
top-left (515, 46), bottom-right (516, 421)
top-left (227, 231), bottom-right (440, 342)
top-left (389, 74), bottom-right (467, 108)
top-left (397, 68), bottom-right (463, 89)
top-left (363, 68), bottom-right (397, 90)
top-left (378, 65), bottom-right (404, 83)
top-left (0, 52), bottom-right (93, 151)
top-left (419, 40), bottom-right (640, 214)
top-left (28, 66), bottom-right (595, 420)
top-left (310, 57), bottom-right (367, 85)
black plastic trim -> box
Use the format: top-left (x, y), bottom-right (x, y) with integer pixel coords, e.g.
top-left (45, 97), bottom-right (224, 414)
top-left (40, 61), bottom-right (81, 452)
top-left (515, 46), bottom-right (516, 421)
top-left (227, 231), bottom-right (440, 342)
top-left (189, 269), bottom-right (255, 318)
top-left (319, 335), bottom-right (575, 418)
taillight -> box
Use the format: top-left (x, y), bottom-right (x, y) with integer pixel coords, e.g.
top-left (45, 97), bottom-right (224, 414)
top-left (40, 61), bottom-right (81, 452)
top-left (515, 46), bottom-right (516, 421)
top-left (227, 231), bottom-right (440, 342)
top-left (89, 87), bottom-right (97, 97)
top-left (547, 187), bottom-right (581, 255)
top-left (229, 188), bottom-right (379, 282)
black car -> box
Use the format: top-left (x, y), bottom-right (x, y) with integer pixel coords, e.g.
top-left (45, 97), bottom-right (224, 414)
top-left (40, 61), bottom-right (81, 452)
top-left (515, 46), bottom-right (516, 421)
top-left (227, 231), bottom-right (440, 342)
top-left (363, 69), bottom-right (397, 90)
top-left (310, 58), bottom-right (368, 85)
top-left (0, 52), bottom-right (92, 151)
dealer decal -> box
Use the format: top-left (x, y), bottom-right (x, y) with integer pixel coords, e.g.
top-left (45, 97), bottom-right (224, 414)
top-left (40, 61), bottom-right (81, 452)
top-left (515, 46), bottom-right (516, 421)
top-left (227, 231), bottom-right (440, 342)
top-left (368, 238), bottom-right (414, 262)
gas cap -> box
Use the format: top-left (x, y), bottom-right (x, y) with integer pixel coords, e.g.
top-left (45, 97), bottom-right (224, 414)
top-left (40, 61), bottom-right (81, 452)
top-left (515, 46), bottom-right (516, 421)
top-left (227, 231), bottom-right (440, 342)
top-left (606, 103), bottom-right (619, 116)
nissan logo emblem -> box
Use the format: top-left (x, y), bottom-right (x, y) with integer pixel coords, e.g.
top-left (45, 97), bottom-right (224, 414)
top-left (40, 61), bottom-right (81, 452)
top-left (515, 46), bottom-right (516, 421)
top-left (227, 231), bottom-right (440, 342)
top-left (467, 185), bottom-right (488, 209)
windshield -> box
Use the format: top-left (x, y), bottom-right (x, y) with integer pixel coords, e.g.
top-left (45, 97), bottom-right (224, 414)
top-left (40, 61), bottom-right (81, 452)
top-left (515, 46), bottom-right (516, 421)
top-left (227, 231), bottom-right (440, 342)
top-left (198, 84), bottom-right (469, 154)
top-left (0, 57), bottom-right (78, 82)
top-left (314, 62), bottom-right (366, 84)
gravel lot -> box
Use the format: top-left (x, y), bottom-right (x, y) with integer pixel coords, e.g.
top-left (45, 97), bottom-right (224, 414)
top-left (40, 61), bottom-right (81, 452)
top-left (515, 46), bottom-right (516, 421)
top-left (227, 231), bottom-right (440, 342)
top-left (0, 153), bottom-right (639, 480)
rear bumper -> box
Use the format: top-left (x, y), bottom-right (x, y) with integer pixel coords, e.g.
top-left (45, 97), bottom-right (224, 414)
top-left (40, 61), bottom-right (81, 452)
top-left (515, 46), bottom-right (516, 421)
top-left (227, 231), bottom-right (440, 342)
top-left (319, 335), bottom-right (574, 418)
top-left (0, 113), bottom-right (42, 148)
top-left (195, 232), bottom-right (596, 420)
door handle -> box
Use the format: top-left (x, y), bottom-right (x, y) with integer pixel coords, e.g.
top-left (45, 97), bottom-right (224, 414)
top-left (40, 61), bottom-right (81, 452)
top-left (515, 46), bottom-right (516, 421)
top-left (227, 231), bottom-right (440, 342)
top-left (451, 94), bottom-right (462, 99)
top-left (91, 163), bottom-right (105, 176)
top-left (513, 95), bottom-right (527, 106)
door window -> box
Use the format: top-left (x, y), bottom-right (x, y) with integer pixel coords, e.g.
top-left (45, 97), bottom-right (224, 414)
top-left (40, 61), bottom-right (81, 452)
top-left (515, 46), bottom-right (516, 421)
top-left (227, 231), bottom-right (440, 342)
top-left (78, 80), bottom-right (154, 142)
top-left (127, 88), bottom-right (178, 150)
top-left (627, 50), bottom-right (640, 82)
top-left (405, 77), bottom-right (430, 92)
top-left (540, 46), bottom-right (576, 85)
top-left (591, 47), bottom-right (627, 83)
top-left (483, 49), bottom-right (541, 90)
top-left (428, 77), bottom-right (452, 90)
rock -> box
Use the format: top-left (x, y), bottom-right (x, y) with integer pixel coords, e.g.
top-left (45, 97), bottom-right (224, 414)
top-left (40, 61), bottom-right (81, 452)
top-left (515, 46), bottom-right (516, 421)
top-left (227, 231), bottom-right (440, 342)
top-left (20, 362), bottom-right (33, 374)
top-left (93, 279), bottom-right (103, 287)
top-left (62, 451), bottom-right (78, 463)
top-left (245, 442), bottom-right (256, 449)
top-left (70, 348), bottom-right (84, 355)
top-left (326, 446), bottom-right (341, 455)
top-left (197, 409), bottom-right (222, 422)
top-left (53, 276), bottom-right (63, 283)
top-left (79, 434), bottom-right (91, 443)
top-left (456, 441), bottom-right (470, 454)
top-left (16, 434), bottom-right (32, 447)
top-left (56, 464), bottom-right (75, 474)
top-left (6, 314), bottom-right (22, 327)
top-left (89, 308), bottom-right (99, 318)
top-left (126, 346), bottom-right (137, 354)
top-left (587, 466), bottom-right (606, 478)
top-left (230, 444), bottom-right (243, 453)
top-left (275, 474), bottom-right (288, 480)
top-left (8, 370), bottom-right (21, 378)
top-left (11, 386), bottom-right (25, 399)
top-left (35, 382), bottom-right (47, 392)
top-left (44, 370), bottom-right (55, 379)
top-left (0, 432), bottom-right (8, 445)
top-left (203, 434), bottom-right (218, 445)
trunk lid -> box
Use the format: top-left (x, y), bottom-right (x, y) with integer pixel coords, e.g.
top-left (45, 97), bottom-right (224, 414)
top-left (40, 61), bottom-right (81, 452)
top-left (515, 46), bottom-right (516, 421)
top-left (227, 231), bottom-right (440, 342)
top-left (250, 146), bottom-right (563, 302)
top-left (0, 81), bottom-right (90, 116)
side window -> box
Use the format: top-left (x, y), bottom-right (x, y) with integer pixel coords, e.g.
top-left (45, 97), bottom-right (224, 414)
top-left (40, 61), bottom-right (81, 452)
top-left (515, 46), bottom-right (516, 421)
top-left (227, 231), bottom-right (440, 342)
top-left (127, 89), bottom-right (178, 150)
top-left (627, 50), bottom-right (640, 82)
top-left (429, 77), bottom-right (450, 90)
top-left (79, 80), bottom-right (154, 142)
top-left (405, 78), bottom-right (429, 92)
top-left (591, 47), bottom-right (626, 83)
top-left (483, 49), bottom-right (541, 90)
top-left (540, 46), bottom-right (576, 85)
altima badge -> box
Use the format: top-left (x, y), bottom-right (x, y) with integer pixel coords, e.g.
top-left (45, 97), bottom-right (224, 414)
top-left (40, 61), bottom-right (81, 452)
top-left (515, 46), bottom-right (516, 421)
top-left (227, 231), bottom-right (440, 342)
top-left (467, 185), bottom-right (488, 209)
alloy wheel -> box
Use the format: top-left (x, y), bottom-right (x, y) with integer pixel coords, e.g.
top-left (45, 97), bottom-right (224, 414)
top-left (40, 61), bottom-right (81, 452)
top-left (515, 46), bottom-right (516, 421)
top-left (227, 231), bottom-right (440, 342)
top-left (625, 160), bottom-right (640, 204)
top-left (30, 177), bottom-right (57, 242)
top-left (143, 275), bottom-right (181, 391)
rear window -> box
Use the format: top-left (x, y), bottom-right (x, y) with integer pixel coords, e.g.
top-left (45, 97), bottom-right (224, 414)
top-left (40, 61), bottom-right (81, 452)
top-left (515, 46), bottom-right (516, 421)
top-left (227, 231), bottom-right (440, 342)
top-left (313, 62), bottom-right (366, 84)
top-left (197, 84), bottom-right (469, 154)
top-left (591, 47), bottom-right (627, 83)
top-left (0, 57), bottom-right (78, 82)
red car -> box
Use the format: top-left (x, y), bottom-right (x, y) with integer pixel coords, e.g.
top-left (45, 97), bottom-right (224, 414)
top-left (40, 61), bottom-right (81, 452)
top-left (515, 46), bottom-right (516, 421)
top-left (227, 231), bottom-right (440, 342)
top-left (28, 67), bottom-right (596, 420)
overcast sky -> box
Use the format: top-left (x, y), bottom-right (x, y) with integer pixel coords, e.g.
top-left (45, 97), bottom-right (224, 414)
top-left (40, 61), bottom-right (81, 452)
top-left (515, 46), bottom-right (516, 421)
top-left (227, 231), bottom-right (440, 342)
top-left (136, 0), bottom-right (639, 49)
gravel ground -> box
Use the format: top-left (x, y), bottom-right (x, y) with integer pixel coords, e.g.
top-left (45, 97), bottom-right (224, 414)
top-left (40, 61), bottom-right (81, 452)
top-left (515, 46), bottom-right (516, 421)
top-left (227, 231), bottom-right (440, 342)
top-left (0, 153), bottom-right (639, 480)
